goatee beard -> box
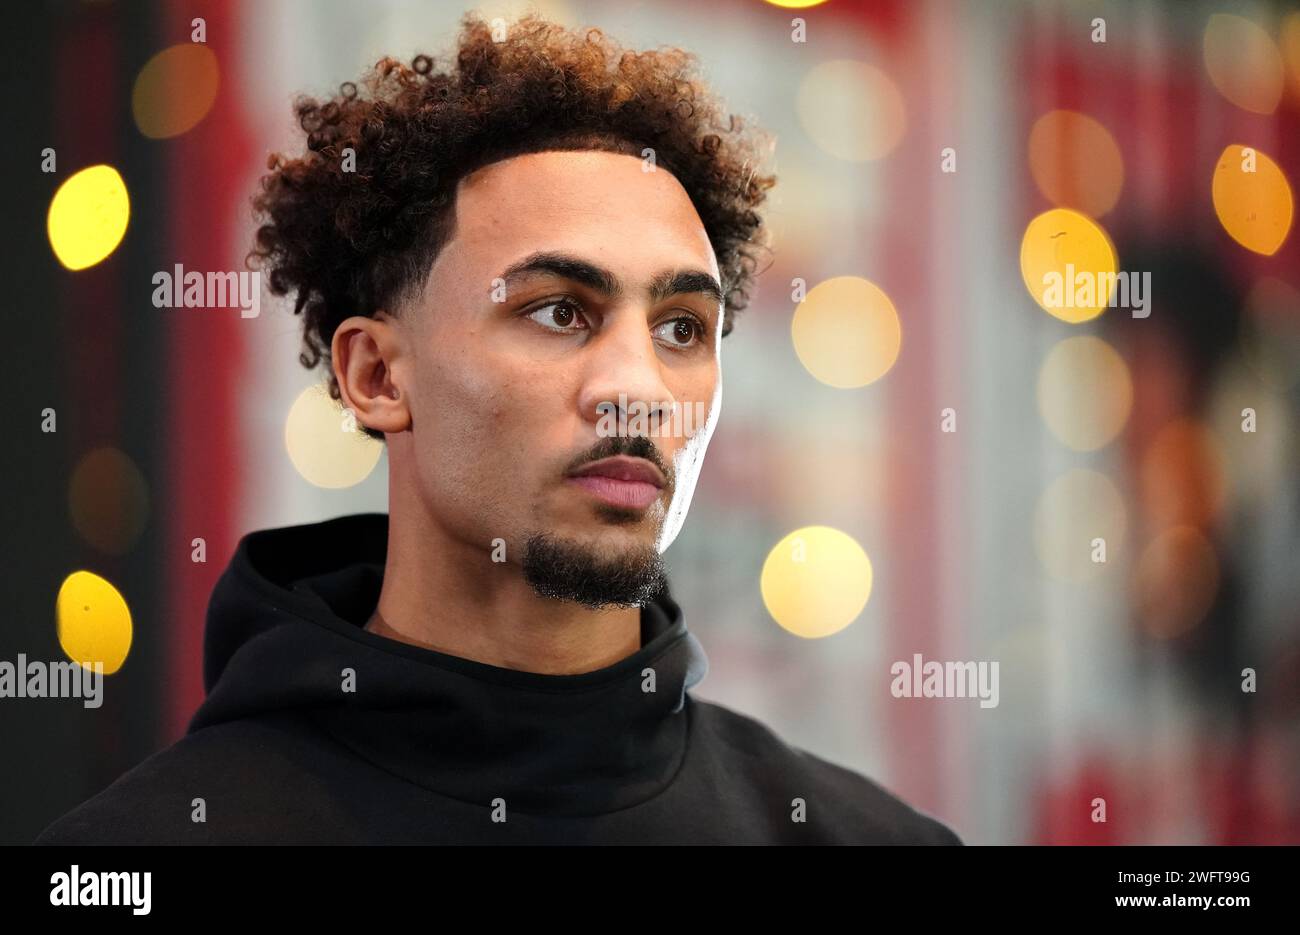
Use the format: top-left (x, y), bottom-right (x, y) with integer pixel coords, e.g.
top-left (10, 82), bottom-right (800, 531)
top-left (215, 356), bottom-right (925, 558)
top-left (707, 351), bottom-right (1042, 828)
top-left (521, 531), bottom-right (668, 608)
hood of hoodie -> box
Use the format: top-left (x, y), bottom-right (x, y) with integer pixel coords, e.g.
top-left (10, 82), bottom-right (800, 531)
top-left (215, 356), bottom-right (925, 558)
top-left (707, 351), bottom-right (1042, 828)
top-left (187, 512), bottom-right (710, 816)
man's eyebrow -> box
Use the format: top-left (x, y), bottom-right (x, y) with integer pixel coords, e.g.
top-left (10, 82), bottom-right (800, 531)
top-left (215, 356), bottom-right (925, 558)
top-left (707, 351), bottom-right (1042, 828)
top-left (647, 270), bottom-right (725, 309)
top-left (498, 252), bottom-right (623, 297)
top-left (497, 251), bottom-right (724, 309)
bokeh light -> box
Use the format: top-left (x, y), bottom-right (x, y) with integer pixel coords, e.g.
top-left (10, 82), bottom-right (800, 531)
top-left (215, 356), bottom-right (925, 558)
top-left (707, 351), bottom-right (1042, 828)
top-left (1028, 110), bottom-right (1125, 218)
top-left (791, 276), bottom-right (902, 388)
top-left (1019, 208), bottom-right (1119, 323)
top-left (1210, 356), bottom-right (1293, 507)
top-left (46, 165), bottom-right (130, 271)
top-left (56, 570), bottom-right (132, 675)
top-left (1139, 419), bottom-right (1227, 529)
top-left (1203, 13), bottom-right (1284, 114)
top-left (1211, 144), bottom-right (1294, 256)
top-left (1134, 525), bottom-right (1220, 639)
top-left (1037, 335), bottom-right (1133, 451)
top-left (760, 526), bottom-right (873, 638)
top-left (797, 59), bottom-right (906, 162)
top-left (68, 447), bottom-right (150, 555)
top-left (132, 43), bottom-right (220, 139)
top-left (284, 383), bottom-right (385, 489)
top-left (1239, 277), bottom-right (1300, 391)
top-left (1284, 13), bottom-right (1300, 100)
top-left (1033, 469), bottom-right (1127, 582)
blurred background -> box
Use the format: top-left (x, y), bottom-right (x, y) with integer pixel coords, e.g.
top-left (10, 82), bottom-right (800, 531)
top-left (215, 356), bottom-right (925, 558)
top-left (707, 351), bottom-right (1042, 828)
top-left (4, 0), bottom-right (1300, 845)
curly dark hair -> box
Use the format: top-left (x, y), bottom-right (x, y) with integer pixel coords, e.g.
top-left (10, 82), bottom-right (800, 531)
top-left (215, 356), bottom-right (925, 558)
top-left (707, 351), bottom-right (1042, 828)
top-left (248, 12), bottom-right (776, 440)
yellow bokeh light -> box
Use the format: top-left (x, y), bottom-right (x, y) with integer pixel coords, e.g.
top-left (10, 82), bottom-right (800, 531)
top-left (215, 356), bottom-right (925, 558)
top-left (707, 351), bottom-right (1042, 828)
top-left (760, 526), bottom-right (873, 639)
top-left (1037, 336), bottom-right (1133, 451)
top-left (797, 60), bottom-right (906, 162)
top-left (46, 165), bottom-right (130, 271)
top-left (69, 447), bottom-right (150, 555)
top-left (1203, 13), bottom-right (1284, 114)
top-left (1027, 110), bottom-right (1124, 218)
top-left (132, 43), bottom-right (220, 139)
top-left (1033, 469), bottom-right (1127, 582)
top-left (56, 570), bottom-right (132, 674)
top-left (1019, 208), bottom-right (1118, 323)
top-left (792, 276), bottom-right (902, 388)
top-left (1211, 144), bottom-right (1294, 256)
top-left (763, 0), bottom-right (830, 8)
top-left (285, 383), bottom-right (385, 489)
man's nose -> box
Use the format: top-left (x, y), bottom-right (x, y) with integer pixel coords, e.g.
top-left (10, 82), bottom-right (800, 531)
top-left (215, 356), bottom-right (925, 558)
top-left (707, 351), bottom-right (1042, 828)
top-left (576, 313), bottom-right (677, 434)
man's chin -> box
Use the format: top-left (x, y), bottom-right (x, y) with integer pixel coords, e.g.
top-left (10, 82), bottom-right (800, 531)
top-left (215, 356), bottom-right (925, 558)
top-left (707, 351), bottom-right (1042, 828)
top-left (520, 530), bottom-right (667, 608)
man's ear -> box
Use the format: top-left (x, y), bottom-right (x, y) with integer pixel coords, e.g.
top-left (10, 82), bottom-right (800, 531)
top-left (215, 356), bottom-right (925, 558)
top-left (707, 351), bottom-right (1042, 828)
top-left (331, 312), bottom-right (410, 434)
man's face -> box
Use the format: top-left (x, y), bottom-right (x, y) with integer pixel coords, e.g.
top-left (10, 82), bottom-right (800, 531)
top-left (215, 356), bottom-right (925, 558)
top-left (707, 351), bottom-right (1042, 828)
top-left (400, 149), bottom-right (724, 607)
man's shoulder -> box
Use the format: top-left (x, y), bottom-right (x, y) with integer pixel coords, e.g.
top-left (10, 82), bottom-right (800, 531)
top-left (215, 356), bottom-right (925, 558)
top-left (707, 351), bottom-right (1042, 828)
top-left (687, 696), bottom-right (963, 844)
top-left (33, 715), bottom-right (353, 845)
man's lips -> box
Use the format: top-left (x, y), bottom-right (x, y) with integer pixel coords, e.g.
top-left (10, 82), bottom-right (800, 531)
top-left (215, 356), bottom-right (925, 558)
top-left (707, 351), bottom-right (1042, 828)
top-left (567, 475), bottom-right (662, 510)
top-left (566, 456), bottom-right (666, 510)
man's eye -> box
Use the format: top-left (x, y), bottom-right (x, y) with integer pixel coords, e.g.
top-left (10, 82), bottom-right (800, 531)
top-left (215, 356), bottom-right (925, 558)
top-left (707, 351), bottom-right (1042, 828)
top-left (654, 316), bottom-right (703, 348)
top-left (527, 299), bottom-right (587, 332)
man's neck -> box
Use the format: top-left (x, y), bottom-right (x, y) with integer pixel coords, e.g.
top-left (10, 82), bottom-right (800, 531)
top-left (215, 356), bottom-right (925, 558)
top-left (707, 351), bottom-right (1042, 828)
top-left (364, 480), bottom-right (642, 675)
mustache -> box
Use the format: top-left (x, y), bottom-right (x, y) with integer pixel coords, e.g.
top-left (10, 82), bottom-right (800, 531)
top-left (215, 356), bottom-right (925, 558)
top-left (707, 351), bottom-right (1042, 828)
top-left (565, 434), bottom-right (674, 488)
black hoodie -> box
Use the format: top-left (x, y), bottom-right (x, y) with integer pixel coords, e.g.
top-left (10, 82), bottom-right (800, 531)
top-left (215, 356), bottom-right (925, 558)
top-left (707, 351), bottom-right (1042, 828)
top-left (35, 513), bottom-right (962, 845)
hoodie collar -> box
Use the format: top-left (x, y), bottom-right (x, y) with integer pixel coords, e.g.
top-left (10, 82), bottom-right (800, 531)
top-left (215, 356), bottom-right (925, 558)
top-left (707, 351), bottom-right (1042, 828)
top-left (189, 513), bottom-right (709, 816)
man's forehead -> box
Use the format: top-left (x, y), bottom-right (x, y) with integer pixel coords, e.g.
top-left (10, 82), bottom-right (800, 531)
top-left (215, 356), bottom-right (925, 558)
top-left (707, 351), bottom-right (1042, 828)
top-left (449, 149), bottom-right (717, 270)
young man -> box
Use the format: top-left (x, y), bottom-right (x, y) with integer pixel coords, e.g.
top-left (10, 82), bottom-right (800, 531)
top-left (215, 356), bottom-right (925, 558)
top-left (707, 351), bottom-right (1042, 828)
top-left (37, 14), bottom-right (961, 844)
